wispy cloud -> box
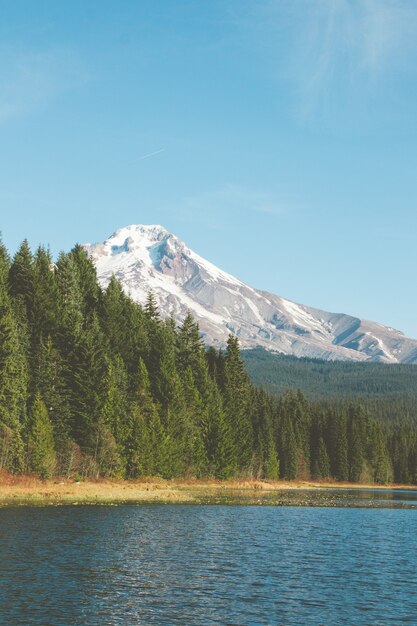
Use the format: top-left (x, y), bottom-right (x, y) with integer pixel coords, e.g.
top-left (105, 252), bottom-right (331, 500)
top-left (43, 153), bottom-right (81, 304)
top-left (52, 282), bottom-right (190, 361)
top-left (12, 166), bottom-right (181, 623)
top-left (237, 0), bottom-right (417, 119)
top-left (295, 0), bottom-right (417, 117)
top-left (0, 46), bottom-right (88, 123)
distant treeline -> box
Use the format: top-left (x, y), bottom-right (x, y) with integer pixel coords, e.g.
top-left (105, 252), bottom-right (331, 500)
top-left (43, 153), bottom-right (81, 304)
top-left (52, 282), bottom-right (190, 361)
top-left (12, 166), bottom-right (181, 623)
top-left (243, 348), bottom-right (417, 422)
top-left (0, 239), bottom-right (416, 484)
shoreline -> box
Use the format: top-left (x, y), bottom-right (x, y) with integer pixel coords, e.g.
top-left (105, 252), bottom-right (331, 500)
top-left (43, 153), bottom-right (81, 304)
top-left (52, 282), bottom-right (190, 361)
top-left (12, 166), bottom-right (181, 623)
top-left (0, 475), bottom-right (416, 507)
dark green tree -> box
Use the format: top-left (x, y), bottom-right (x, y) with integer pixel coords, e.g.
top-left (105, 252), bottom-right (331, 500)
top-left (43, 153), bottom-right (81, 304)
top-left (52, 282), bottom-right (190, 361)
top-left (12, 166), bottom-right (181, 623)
top-left (8, 239), bottom-right (35, 325)
top-left (0, 242), bottom-right (27, 472)
top-left (223, 335), bottom-right (253, 475)
top-left (28, 393), bottom-right (56, 478)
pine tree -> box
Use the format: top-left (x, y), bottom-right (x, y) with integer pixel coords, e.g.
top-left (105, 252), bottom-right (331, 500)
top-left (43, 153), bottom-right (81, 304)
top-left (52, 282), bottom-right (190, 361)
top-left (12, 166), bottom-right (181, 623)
top-left (277, 411), bottom-right (298, 479)
top-left (28, 393), bottom-right (56, 479)
top-left (126, 358), bottom-right (167, 477)
top-left (31, 335), bottom-right (71, 459)
top-left (126, 401), bottom-right (153, 477)
top-left (32, 246), bottom-right (59, 344)
top-left (259, 396), bottom-right (279, 479)
top-left (177, 313), bottom-right (207, 392)
top-left (223, 335), bottom-right (253, 475)
top-left (121, 297), bottom-right (149, 379)
top-left (55, 252), bottom-right (84, 348)
top-left (316, 437), bottom-right (330, 479)
top-left (203, 377), bottom-right (236, 478)
top-left (70, 313), bottom-right (107, 451)
top-left (347, 405), bottom-right (365, 482)
top-left (162, 370), bottom-right (188, 477)
top-left (8, 239), bottom-right (35, 325)
top-left (251, 388), bottom-right (279, 479)
top-left (150, 319), bottom-right (178, 408)
top-left (328, 411), bottom-right (349, 481)
top-left (70, 244), bottom-right (101, 316)
top-left (368, 422), bottom-right (393, 484)
top-left (100, 276), bottom-right (126, 352)
top-left (101, 355), bottom-right (130, 472)
top-left (144, 290), bottom-right (160, 321)
top-left (93, 416), bottom-right (122, 478)
top-left (180, 367), bottom-right (208, 476)
top-left (0, 242), bottom-right (27, 472)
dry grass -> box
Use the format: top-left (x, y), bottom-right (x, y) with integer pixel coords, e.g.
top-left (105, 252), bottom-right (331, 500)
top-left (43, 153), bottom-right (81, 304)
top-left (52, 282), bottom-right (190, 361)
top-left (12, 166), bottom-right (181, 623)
top-left (0, 471), bottom-right (415, 506)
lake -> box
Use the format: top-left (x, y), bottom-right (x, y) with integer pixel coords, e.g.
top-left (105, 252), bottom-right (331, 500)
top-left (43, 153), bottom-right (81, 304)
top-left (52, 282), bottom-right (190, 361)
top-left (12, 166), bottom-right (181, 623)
top-left (1, 494), bottom-right (417, 624)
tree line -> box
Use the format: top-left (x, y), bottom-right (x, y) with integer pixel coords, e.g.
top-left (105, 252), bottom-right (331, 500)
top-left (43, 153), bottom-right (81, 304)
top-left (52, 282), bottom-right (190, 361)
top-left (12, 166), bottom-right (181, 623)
top-left (243, 348), bottom-right (417, 414)
top-left (0, 239), bottom-right (416, 484)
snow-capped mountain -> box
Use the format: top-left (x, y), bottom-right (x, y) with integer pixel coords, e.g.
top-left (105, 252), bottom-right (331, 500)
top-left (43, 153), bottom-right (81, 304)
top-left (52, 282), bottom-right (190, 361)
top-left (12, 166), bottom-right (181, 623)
top-left (84, 224), bottom-right (417, 364)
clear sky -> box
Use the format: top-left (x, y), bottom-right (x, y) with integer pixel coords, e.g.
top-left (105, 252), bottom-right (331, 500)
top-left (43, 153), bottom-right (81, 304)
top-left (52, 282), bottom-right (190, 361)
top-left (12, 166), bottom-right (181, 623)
top-left (1, 0), bottom-right (416, 337)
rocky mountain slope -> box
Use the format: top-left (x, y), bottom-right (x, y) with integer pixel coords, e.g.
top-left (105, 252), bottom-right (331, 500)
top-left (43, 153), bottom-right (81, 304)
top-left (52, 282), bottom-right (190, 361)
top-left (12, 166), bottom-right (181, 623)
top-left (84, 224), bottom-right (417, 364)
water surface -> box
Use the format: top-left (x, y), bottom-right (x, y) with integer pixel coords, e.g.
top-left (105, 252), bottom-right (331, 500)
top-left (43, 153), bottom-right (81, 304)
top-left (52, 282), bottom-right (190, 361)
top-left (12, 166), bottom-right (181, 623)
top-left (1, 502), bottom-right (416, 624)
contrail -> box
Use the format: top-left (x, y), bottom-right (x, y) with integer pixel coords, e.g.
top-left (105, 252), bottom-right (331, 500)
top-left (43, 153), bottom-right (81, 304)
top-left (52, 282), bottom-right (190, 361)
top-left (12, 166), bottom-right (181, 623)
top-left (127, 148), bottom-right (165, 165)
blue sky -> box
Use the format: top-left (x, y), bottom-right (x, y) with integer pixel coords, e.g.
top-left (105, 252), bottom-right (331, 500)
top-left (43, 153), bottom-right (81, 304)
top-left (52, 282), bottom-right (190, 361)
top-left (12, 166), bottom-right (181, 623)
top-left (1, 0), bottom-right (417, 336)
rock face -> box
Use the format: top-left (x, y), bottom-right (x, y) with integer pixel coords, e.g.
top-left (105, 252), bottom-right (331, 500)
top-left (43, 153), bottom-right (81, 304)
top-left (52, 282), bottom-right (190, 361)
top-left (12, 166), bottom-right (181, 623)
top-left (84, 224), bottom-right (417, 364)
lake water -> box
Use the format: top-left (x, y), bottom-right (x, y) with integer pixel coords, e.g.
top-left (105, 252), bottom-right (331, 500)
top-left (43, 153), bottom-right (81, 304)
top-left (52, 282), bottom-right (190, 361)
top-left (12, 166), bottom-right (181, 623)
top-left (1, 494), bottom-right (417, 624)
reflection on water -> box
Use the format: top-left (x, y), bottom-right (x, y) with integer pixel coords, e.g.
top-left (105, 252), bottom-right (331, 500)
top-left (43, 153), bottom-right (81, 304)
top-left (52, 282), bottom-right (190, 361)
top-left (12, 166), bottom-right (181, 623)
top-left (0, 503), bottom-right (417, 624)
top-left (193, 486), bottom-right (417, 508)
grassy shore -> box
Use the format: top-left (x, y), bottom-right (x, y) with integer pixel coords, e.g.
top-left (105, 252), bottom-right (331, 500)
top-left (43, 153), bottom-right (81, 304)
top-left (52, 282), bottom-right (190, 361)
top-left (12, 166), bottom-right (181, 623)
top-left (0, 473), bottom-right (415, 507)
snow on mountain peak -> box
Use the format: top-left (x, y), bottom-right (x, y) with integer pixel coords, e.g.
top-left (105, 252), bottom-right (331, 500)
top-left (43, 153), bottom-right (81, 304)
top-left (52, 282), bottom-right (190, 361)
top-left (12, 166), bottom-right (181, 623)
top-left (84, 224), bottom-right (417, 364)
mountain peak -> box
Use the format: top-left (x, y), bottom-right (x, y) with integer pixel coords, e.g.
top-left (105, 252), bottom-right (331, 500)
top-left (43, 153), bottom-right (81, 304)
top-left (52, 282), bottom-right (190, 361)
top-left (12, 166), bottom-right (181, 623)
top-left (112, 223), bottom-right (170, 244)
top-left (84, 224), bottom-right (417, 364)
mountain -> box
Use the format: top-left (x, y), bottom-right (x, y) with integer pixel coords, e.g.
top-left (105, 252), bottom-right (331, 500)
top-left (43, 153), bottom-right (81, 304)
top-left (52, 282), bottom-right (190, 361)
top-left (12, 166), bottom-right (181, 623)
top-left (84, 224), bottom-right (417, 364)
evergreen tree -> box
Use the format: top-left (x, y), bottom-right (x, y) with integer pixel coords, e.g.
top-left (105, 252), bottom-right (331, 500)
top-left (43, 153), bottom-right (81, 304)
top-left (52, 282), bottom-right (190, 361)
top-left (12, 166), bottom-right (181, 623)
top-left (177, 313), bottom-right (207, 392)
top-left (204, 377), bottom-right (235, 478)
top-left (316, 437), bottom-right (330, 479)
top-left (144, 290), bottom-right (160, 321)
top-left (100, 278), bottom-right (149, 380)
top-left (28, 393), bottom-right (56, 478)
top-left (126, 401), bottom-right (153, 477)
top-left (180, 367), bottom-right (208, 476)
top-left (70, 313), bottom-right (107, 451)
top-left (55, 252), bottom-right (84, 348)
top-left (277, 410), bottom-right (298, 479)
top-left (328, 411), bottom-right (349, 481)
top-left (93, 416), bottom-right (122, 478)
top-left (31, 335), bottom-right (71, 458)
top-left (70, 244), bottom-right (101, 316)
top-left (347, 405), bottom-right (365, 482)
top-left (126, 358), bottom-right (167, 477)
top-left (276, 390), bottom-right (310, 479)
top-left (31, 246), bottom-right (59, 344)
top-left (223, 335), bottom-right (253, 475)
top-left (251, 389), bottom-right (279, 479)
top-left (8, 239), bottom-right (35, 325)
top-left (102, 355), bottom-right (130, 444)
top-left (0, 242), bottom-right (26, 472)
top-left (100, 276), bottom-right (126, 356)
top-left (368, 422), bottom-right (393, 484)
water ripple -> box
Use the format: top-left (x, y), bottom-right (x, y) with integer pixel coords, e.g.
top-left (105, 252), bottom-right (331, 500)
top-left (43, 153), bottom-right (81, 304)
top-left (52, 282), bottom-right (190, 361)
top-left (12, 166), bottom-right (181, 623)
top-left (0, 505), bottom-right (416, 624)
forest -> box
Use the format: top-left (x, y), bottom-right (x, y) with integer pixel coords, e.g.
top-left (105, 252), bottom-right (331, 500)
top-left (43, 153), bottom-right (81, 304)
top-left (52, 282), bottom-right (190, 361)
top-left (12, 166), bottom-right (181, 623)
top-left (0, 239), bottom-right (416, 484)
top-left (243, 347), bottom-right (417, 416)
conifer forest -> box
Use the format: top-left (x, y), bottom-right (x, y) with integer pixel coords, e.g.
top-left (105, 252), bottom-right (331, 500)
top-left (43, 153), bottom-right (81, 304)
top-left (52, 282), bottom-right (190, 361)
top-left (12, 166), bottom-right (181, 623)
top-left (0, 239), bottom-right (416, 484)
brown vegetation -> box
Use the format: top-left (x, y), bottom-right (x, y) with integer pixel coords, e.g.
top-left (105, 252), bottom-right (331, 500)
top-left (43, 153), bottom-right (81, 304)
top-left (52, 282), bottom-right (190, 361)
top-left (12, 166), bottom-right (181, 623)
top-left (0, 471), bottom-right (415, 507)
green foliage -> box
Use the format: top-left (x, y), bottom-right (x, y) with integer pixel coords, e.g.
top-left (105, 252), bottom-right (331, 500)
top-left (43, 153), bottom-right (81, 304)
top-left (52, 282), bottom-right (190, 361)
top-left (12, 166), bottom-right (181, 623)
top-left (0, 238), bottom-right (415, 483)
top-left (28, 393), bottom-right (56, 479)
top-left (8, 239), bottom-right (35, 326)
top-left (0, 243), bottom-right (27, 472)
top-left (242, 348), bottom-right (417, 420)
top-left (223, 335), bottom-right (253, 475)
top-left (31, 246), bottom-right (59, 345)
